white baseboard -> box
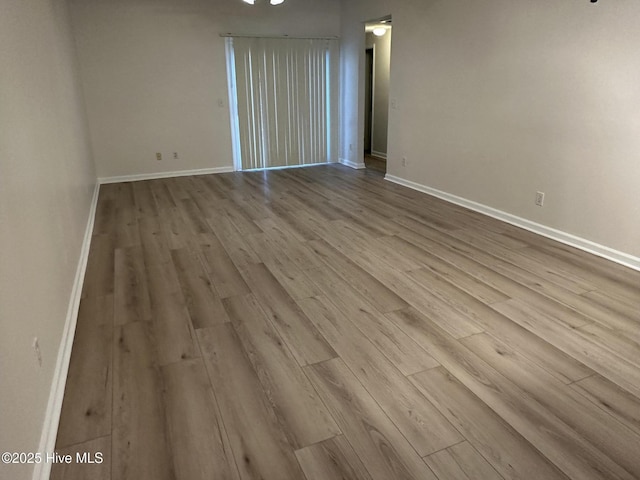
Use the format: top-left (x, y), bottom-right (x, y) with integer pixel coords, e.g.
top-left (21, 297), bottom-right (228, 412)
top-left (242, 161), bottom-right (334, 172)
top-left (32, 182), bottom-right (100, 480)
top-left (371, 150), bottom-right (387, 160)
top-left (98, 166), bottom-right (235, 184)
top-left (339, 158), bottom-right (366, 169)
top-left (385, 174), bottom-right (640, 272)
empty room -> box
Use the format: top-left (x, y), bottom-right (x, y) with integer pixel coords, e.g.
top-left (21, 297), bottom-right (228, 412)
top-left (2, 0), bottom-right (640, 479)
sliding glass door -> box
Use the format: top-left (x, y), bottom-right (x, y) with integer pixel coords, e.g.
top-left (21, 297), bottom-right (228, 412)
top-left (226, 37), bottom-right (338, 171)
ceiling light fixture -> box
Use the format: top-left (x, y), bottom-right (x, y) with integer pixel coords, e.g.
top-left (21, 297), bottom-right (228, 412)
top-left (372, 27), bottom-right (387, 37)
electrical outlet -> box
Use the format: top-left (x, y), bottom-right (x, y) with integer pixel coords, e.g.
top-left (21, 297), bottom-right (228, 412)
top-left (173, 152), bottom-right (179, 160)
top-left (402, 157), bottom-right (407, 167)
top-left (217, 99), bottom-right (225, 108)
top-left (33, 337), bottom-right (42, 367)
top-left (156, 152), bottom-right (162, 161)
top-left (349, 144), bottom-right (353, 152)
top-left (535, 191), bottom-right (545, 207)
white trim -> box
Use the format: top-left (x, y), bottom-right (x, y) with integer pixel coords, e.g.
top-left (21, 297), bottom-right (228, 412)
top-left (340, 157), bottom-right (366, 169)
top-left (242, 161), bottom-right (334, 172)
top-left (370, 43), bottom-right (377, 155)
top-left (98, 166), bottom-right (234, 184)
top-left (225, 37), bottom-right (242, 173)
top-left (370, 150), bottom-right (387, 160)
top-left (32, 182), bottom-right (100, 480)
top-left (220, 34), bottom-right (340, 40)
top-left (385, 174), bottom-right (640, 272)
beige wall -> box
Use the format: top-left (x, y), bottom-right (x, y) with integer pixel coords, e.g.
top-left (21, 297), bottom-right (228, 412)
top-left (366, 30), bottom-right (391, 157)
top-left (69, 0), bottom-right (341, 179)
top-left (0, 0), bottom-right (96, 478)
top-left (341, 0), bottom-right (640, 258)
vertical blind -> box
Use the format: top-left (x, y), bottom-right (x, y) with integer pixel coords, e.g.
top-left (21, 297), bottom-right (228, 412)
top-left (227, 37), bottom-right (338, 170)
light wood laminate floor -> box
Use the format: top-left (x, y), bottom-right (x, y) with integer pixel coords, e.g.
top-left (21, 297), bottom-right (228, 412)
top-left (53, 164), bottom-right (640, 480)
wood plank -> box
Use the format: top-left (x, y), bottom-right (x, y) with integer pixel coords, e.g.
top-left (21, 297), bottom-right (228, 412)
top-left (50, 436), bottom-right (111, 480)
top-left (222, 202), bottom-right (263, 236)
top-left (138, 215), bottom-right (172, 265)
top-left (308, 266), bottom-right (438, 376)
top-left (82, 234), bottom-right (115, 298)
top-left (171, 247), bottom-right (229, 328)
top-left (150, 290), bottom-right (200, 365)
top-left (255, 217), bottom-right (326, 271)
top-left (59, 166), bottom-right (640, 480)
top-left (56, 296), bottom-right (113, 448)
top-left (279, 205), bottom-right (334, 240)
top-left (461, 332), bottom-right (640, 478)
top-left (410, 367), bottom-right (567, 480)
top-left (395, 266), bottom-right (593, 384)
top-left (145, 257), bottom-right (183, 299)
top-left (160, 207), bottom-right (192, 250)
top-left (93, 185), bottom-right (118, 235)
top-left (376, 235), bottom-right (509, 305)
top-left (451, 226), bottom-right (529, 251)
top-left (185, 176), bottom-right (223, 215)
top-left (448, 441), bottom-right (505, 480)
top-left (329, 219), bottom-right (422, 271)
top-left (582, 289), bottom-right (640, 326)
top-left (492, 299), bottom-right (640, 398)
top-left (572, 375), bottom-right (640, 438)
top-left (114, 184), bottom-right (141, 248)
top-left (224, 294), bottom-right (340, 448)
top-left (362, 259), bottom-right (484, 339)
top-left (325, 204), bottom-right (390, 238)
top-left (149, 179), bottom-right (177, 212)
top-left (265, 200), bottom-right (320, 241)
top-left (295, 435), bottom-right (373, 480)
top-left (317, 219), bottom-right (416, 272)
top-left (164, 177), bottom-right (192, 203)
top-left (424, 449), bottom-right (473, 480)
top-left (197, 325), bottom-right (305, 480)
top-left (529, 243), bottom-right (640, 296)
top-left (298, 295), bottom-right (460, 456)
top-left (207, 215), bottom-right (262, 270)
top-left (178, 198), bottom-right (211, 235)
top-left (513, 244), bottom-right (640, 307)
top-left (112, 322), bottom-right (175, 480)
top-left (306, 238), bottom-right (409, 313)
top-left (246, 233), bottom-right (320, 300)
top-left (255, 216), bottom-right (307, 243)
top-left (241, 263), bottom-right (336, 366)
top-left (132, 180), bottom-right (159, 218)
top-left (161, 359), bottom-right (240, 480)
top-left (395, 305), bottom-right (637, 480)
top-left (304, 358), bottom-right (439, 480)
top-left (114, 246), bottom-right (152, 325)
top-left (395, 222), bottom-right (597, 330)
top-left (577, 322), bottom-right (640, 369)
top-left (238, 195), bottom-right (275, 223)
top-left (491, 260), bottom-right (633, 331)
top-left (393, 216), bottom-right (498, 265)
top-left (198, 233), bottom-right (251, 299)
top-left (475, 241), bottom-right (597, 295)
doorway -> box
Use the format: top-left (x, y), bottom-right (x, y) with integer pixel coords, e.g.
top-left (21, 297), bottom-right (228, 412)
top-left (364, 18), bottom-right (392, 174)
top-left (364, 48), bottom-right (373, 156)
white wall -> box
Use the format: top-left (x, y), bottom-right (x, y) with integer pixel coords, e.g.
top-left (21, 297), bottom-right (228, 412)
top-left (366, 30), bottom-right (391, 157)
top-left (340, 0), bottom-right (640, 259)
top-left (70, 0), bottom-right (341, 179)
top-left (0, 0), bottom-right (96, 478)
